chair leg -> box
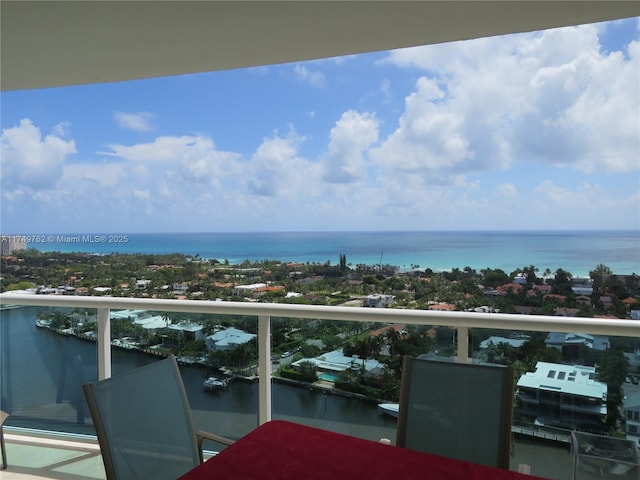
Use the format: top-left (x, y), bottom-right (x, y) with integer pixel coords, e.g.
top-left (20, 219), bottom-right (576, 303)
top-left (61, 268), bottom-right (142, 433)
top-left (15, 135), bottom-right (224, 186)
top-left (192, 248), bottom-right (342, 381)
top-left (0, 426), bottom-right (6, 470)
top-left (0, 410), bottom-right (8, 470)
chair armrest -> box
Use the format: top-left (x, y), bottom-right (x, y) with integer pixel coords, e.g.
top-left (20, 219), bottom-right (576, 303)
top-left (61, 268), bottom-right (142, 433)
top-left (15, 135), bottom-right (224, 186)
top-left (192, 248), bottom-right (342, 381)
top-left (196, 430), bottom-right (235, 463)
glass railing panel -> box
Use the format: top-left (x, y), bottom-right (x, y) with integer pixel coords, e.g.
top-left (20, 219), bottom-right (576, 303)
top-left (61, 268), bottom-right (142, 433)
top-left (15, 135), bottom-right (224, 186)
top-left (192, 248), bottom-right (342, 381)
top-left (1, 305), bottom-right (98, 435)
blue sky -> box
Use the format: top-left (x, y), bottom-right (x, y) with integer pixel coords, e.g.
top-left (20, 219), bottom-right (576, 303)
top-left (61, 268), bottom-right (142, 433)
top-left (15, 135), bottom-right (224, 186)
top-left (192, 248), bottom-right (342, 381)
top-left (1, 18), bottom-right (639, 234)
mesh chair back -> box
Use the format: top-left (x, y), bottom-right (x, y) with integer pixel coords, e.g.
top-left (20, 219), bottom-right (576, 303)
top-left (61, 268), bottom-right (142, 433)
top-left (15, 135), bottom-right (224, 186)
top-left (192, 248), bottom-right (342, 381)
top-left (83, 356), bottom-right (200, 480)
top-left (396, 356), bottom-right (514, 469)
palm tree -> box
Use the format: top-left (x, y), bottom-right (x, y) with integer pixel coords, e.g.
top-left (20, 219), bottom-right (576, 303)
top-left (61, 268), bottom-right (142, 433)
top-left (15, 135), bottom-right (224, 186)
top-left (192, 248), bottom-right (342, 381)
top-left (385, 327), bottom-right (401, 357)
top-left (590, 263), bottom-right (612, 293)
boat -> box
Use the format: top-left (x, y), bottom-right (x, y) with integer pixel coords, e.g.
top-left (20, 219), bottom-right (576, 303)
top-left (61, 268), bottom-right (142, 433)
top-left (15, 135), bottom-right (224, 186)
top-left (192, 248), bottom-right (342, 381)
top-left (378, 403), bottom-right (399, 418)
top-left (203, 376), bottom-right (228, 390)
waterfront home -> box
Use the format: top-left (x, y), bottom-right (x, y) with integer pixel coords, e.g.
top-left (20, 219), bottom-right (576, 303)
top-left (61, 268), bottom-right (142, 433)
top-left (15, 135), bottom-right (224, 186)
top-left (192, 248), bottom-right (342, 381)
top-left (515, 361), bottom-right (607, 433)
top-left (111, 309), bottom-right (168, 332)
top-left (291, 349), bottom-right (385, 378)
top-left (545, 333), bottom-right (610, 352)
top-left (167, 321), bottom-right (205, 342)
top-left (206, 327), bottom-right (256, 352)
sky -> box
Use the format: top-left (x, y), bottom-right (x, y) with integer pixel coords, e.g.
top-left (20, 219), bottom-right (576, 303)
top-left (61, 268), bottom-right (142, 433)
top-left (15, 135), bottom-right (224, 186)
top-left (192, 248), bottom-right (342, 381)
top-left (1, 18), bottom-right (639, 234)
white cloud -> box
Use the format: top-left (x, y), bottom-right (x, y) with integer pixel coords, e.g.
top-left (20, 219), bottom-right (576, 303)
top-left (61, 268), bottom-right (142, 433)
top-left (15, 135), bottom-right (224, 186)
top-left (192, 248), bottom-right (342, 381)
top-left (322, 110), bottom-right (379, 184)
top-left (381, 24), bottom-right (639, 176)
top-left (114, 111), bottom-right (156, 132)
top-left (1, 20), bottom-right (637, 233)
top-left (369, 77), bottom-right (478, 188)
top-left (245, 128), bottom-right (319, 197)
top-left (293, 64), bottom-right (326, 87)
top-left (0, 118), bottom-right (76, 191)
top-left (52, 121), bottom-right (71, 137)
top-left (380, 79), bottom-right (392, 103)
top-left (102, 135), bottom-right (242, 186)
top-left (63, 162), bottom-right (126, 187)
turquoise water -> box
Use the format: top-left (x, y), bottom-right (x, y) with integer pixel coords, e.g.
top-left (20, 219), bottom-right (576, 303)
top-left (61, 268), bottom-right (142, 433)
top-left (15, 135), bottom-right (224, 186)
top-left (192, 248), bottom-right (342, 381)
top-left (318, 373), bottom-right (340, 383)
top-left (18, 230), bottom-right (640, 277)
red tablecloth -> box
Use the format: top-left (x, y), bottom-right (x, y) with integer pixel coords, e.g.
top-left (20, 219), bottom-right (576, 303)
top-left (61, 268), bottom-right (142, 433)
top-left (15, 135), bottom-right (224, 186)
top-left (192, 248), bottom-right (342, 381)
top-left (180, 420), bottom-right (545, 480)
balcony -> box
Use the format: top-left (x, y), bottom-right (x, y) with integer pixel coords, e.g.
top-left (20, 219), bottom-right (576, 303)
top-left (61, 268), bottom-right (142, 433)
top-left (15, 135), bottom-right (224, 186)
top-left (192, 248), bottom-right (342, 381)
top-left (1, 293), bottom-right (638, 479)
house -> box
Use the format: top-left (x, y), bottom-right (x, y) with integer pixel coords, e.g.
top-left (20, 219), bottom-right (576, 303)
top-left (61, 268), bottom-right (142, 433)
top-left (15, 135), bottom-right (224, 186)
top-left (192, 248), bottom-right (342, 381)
top-left (167, 321), bottom-right (204, 342)
top-left (253, 285), bottom-right (285, 296)
top-left (513, 273), bottom-right (528, 285)
top-left (363, 294), bottom-right (394, 308)
top-left (545, 332), bottom-right (610, 352)
top-left (172, 282), bottom-right (189, 295)
top-left (291, 349), bottom-right (385, 378)
top-left (528, 284), bottom-right (551, 296)
top-left (576, 295), bottom-right (591, 307)
top-left (206, 327), bottom-right (256, 351)
top-left (515, 361), bottom-right (607, 433)
top-left (623, 389), bottom-right (640, 447)
top-left (479, 336), bottom-right (527, 350)
top-left (136, 279), bottom-right (152, 290)
top-left (544, 294), bottom-right (567, 304)
top-left (233, 283), bottom-right (267, 296)
top-left (428, 302), bottom-right (456, 311)
top-left (496, 283), bottom-right (522, 295)
top-left (571, 277), bottom-right (593, 296)
top-left (110, 309), bottom-right (168, 332)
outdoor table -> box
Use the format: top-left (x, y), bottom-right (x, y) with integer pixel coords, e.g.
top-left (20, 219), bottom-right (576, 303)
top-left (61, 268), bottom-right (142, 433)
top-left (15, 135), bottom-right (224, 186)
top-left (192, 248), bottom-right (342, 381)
top-left (179, 419), bottom-right (546, 480)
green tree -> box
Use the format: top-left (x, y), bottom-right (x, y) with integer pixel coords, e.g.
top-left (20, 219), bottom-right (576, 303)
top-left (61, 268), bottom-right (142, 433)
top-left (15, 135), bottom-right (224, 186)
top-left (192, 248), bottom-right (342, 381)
top-left (597, 348), bottom-right (628, 390)
top-left (481, 268), bottom-right (510, 288)
top-left (550, 268), bottom-right (573, 296)
top-left (590, 264), bottom-right (612, 293)
top-left (597, 348), bottom-right (629, 430)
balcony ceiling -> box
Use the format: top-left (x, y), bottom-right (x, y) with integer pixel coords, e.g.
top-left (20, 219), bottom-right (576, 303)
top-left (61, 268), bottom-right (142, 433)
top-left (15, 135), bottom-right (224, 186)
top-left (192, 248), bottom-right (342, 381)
top-left (1, 1), bottom-right (639, 92)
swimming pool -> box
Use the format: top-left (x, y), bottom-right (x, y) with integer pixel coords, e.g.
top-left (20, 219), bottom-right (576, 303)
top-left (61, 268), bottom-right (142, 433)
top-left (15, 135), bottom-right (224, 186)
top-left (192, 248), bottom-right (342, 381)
top-left (318, 373), bottom-right (340, 383)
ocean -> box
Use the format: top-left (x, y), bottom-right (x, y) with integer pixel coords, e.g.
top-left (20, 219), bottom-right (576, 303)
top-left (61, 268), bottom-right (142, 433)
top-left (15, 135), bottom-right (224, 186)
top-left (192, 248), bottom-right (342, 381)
top-left (20, 230), bottom-right (640, 277)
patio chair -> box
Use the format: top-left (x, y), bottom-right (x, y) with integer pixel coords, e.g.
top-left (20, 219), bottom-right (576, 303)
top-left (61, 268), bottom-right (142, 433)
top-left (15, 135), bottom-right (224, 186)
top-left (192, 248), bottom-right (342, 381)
top-left (396, 356), bottom-right (514, 469)
top-left (83, 355), bottom-right (234, 480)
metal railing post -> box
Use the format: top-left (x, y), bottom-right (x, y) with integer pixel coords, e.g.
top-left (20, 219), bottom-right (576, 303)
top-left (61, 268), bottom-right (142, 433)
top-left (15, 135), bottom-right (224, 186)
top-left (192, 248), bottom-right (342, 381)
top-left (97, 307), bottom-right (111, 380)
top-left (456, 326), bottom-right (469, 363)
top-left (257, 314), bottom-right (272, 425)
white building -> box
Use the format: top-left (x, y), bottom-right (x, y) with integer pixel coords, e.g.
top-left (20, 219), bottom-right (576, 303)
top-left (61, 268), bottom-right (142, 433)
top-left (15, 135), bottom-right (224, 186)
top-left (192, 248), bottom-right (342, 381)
top-left (206, 327), bottom-right (256, 351)
top-left (168, 321), bottom-right (204, 342)
top-left (233, 283), bottom-right (267, 296)
top-left (136, 279), bottom-right (152, 290)
top-left (172, 282), bottom-right (189, 295)
top-left (479, 336), bottom-right (527, 350)
top-left (516, 361), bottom-right (607, 433)
top-left (110, 309), bottom-right (168, 331)
top-left (1, 236), bottom-right (26, 255)
top-left (363, 294), bottom-right (394, 308)
top-left (291, 349), bottom-right (384, 376)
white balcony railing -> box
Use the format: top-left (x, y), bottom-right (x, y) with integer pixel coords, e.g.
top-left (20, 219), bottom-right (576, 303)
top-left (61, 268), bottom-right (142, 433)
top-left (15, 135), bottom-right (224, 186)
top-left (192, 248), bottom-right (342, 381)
top-left (2, 293), bottom-right (639, 427)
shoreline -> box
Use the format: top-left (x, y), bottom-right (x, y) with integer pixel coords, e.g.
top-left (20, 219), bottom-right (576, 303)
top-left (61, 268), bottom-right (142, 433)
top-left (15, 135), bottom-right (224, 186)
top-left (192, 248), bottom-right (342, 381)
top-left (3, 230), bottom-right (637, 278)
top-left (37, 320), bottom-right (389, 405)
